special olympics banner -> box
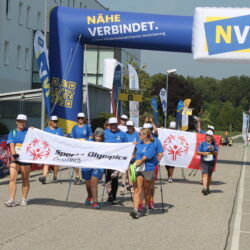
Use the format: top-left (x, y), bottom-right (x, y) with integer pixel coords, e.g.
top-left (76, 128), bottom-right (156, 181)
top-left (19, 128), bottom-right (135, 173)
top-left (158, 128), bottom-right (221, 169)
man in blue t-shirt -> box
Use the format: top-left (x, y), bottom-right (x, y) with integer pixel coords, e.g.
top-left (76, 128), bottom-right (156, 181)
top-left (39, 116), bottom-right (64, 184)
top-left (104, 117), bottom-right (127, 204)
top-left (70, 112), bottom-right (92, 185)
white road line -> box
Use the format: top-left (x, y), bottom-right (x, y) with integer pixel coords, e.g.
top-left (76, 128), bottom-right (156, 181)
top-left (231, 148), bottom-right (247, 250)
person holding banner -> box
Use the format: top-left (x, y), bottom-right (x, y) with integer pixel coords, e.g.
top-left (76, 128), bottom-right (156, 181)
top-left (4, 114), bottom-right (31, 207)
top-left (130, 128), bottom-right (157, 219)
top-left (104, 117), bottom-right (127, 204)
top-left (71, 112), bottom-right (92, 185)
top-left (82, 128), bottom-right (104, 209)
top-left (197, 130), bottom-right (218, 195)
top-left (39, 116), bottom-right (64, 184)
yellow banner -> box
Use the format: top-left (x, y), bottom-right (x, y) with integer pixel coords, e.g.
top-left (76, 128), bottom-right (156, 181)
top-left (118, 88), bottom-right (143, 102)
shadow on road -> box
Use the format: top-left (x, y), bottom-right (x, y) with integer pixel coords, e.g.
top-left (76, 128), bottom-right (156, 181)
top-left (217, 159), bottom-right (250, 165)
top-left (28, 198), bottom-right (174, 215)
top-left (156, 178), bottom-right (226, 186)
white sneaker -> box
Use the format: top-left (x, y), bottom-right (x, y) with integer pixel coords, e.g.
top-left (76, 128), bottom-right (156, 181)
top-left (20, 199), bottom-right (28, 207)
top-left (120, 186), bottom-right (126, 195)
top-left (168, 178), bottom-right (173, 183)
top-left (4, 200), bottom-right (16, 207)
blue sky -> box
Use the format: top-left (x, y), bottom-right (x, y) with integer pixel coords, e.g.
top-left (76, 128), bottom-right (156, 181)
top-left (99, 0), bottom-right (250, 79)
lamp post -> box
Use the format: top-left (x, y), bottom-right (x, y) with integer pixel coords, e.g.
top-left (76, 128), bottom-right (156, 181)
top-left (165, 69), bottom-right (177, 128)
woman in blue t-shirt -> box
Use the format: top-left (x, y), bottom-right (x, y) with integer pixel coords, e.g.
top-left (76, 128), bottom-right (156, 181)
top-left (5, 114), bottom-right (31, 207)
top-left (130, 128), bottom-right (157, 219)
top-left (197, 130), bottom-right (218, 195)
top-left (70, 112), bottom-right (92, 185)
top-left (39, 116), bottom-right (64, 184)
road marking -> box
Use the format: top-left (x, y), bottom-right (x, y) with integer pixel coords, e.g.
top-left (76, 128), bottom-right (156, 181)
top-left (231, 148), bottom-right (247, 250)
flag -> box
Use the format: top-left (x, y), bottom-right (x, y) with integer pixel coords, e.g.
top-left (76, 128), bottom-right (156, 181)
top-left (158, 128), bottom-right (221, 169)
top-left (128, 64), bottom-right (139, 127)
top-left (111, 64), bottom-right (123, 117)
top-left (182, 99), bottom-right (192, 131)
top-left (176, 100), bottom-right (184, 129)
top-left (151, 97), bottom-right (158, 126)
top-left (159, 88), bottom-right (167, 114)
top-left (242, 113), bottom-right (249, 143)
top-left (34, 31), bottom-right (51, 116)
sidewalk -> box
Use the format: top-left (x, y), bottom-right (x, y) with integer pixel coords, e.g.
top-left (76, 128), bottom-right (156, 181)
top-left (0, 143), bottom-right (248, 250)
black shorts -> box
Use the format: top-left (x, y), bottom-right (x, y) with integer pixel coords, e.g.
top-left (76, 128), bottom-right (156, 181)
top-left (201, 161), bottom-right (215, 176)
top-left (10, 160), bottom-right (31, 166)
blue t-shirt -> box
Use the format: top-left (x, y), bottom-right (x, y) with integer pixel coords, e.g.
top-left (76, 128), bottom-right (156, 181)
top-left (126, 131), bottom-right (139, 143)
top-left (7, 128), bottom-right (28, 144)
top-left (135, 142), bottom-right (156, 172)
top-left (198, 141), bottom-right (218, 161)
top-left (104, 129), bottom-right (128, 143)
top-left (70, 124), bottom-right (92, 140)
top-left (153, 136), bottom-right (164, 165)
top-left (44, 127), bottom-right (64, 136)
top-left (199, 129), bottom-right (206, 134)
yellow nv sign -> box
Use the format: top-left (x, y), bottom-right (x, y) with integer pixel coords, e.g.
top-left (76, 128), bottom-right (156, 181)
top-left (118, 88), bottom-right (143, 102)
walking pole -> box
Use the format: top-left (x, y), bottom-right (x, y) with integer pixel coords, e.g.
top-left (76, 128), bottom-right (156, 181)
top-left (66, 168), bottom-right (75, 201)
top-left (101, 170), bottom-right (107, 207)
top-left (127, 170), bottom-right (133, 203)
top-left (158, 165), bottom-right (165, 213)
top-left (181, 168), bottom-right (186, 179)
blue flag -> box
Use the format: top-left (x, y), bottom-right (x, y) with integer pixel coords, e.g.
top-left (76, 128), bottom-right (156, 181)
top-left (151, 97), bottom-right (158, 126)
top-left (176, 100), bottom-right (184, 129)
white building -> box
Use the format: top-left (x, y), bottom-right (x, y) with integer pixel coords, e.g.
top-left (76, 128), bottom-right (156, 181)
top-left (0, 0), bottom-right (141, 129)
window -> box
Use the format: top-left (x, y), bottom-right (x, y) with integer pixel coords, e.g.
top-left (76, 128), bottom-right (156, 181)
top-left (37, 12), bottom-right (41, 30)
top-left (17, 45), bottom-right (22, 69)
top-left (25, 48), bottom-right (30, 70)
top-left (4, 41), bottom-right (10, 65)
top-left (18, 1), bottom-right (23, 25)
top-left (6, 0), bottom-right (12, 19)
top-left (26, 6), bottom-right (31, 28)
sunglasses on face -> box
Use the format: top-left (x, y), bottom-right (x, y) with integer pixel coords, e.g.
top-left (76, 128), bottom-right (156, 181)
top-left (52, 121), bottom-right (58, 123)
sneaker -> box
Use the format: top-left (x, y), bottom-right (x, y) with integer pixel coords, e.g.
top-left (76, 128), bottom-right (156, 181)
top-left (138, 204), bottom-right (144, 212)
top-left (149, 200), bottom-right (154, 209)
top-left (78, 178), bottom-right (84, 185)
top-left (112, 199), bottom-right (118, 205)
top-left (130, 209), bottom-right (140, 219)
top-left (120, 186), bottom-right (126, 195)
top-left (74, 176), bottom-right (80, 185)
top-left (92, 202), bottom-right (101, 209)
top-left (39, 176), bottom-right (46, 184)
top-left (53, 176), bottom-right (58, 183)
top-left (202, 188), bottom-right (208, 195)
top-left (168, 177), bottom-right (173, 183)
top-left (141, 206), bottom-right (150, 216)
top-left (20, 199), bottom-right (28, 207)
top-left (207, 188), bottom-right (210, 194)
top-left (4, 200), bottom-right (16, 207)
top-left (85, 197), bottom-right (92, 205)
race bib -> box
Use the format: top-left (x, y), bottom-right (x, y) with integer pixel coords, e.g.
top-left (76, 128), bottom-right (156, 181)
top-left (14, 143), bottom-right (23, 154)
top-left (203, 153), bottom-right (213, 161)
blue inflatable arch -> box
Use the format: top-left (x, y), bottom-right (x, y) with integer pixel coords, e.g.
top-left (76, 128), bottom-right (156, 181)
top-left (49, 7), bottom-right (193, 132)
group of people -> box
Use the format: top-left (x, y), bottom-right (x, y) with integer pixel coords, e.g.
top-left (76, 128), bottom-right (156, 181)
top-left (4, 113), bottom-right (218, 219)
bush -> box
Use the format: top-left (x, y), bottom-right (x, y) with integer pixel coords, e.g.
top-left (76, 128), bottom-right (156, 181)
top-left (91, 112), bottom-right (113, 132)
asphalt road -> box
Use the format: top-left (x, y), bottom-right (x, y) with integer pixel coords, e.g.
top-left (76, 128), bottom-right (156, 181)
top-left (0, 143), bottom-right (249, 250)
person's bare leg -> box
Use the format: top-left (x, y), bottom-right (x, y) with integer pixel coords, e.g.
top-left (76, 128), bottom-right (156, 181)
top-left (169, 167), bottom-right (174, 178)
top-left (75, 168), bottom-right (80, 177)
top-left (85, 180), bottom-right (91, 198)
top-left (207, 175), bottom-right (212, 188)
top-left (21, 165), bottom-right (31, 199)
top-left (43, 164), bottom-right (49, 177)
top-left (203, 173), bottom-right (208, 189)
top-left (143, 180), bottom-right (152, 207)
top-left (53, 166), bottom-right (59, 178)
top-left (90, 177), bottom-right (98, 203)
top-left (133, 176), bottom-right (143, 209)
top-left (9, 164), bottom-right (20, 200)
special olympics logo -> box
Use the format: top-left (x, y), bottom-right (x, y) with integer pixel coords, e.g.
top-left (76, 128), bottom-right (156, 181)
top-left (163, 135), bottom-right (189, 161)
top-left (26, 138), bottom-right (50, 160)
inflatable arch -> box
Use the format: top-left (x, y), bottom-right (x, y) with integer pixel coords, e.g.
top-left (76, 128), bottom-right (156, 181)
top-left (49, 7), bottom-right (250, 132)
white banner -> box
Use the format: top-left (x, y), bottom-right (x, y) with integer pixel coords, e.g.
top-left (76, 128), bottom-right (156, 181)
top-left (128, 64), bottom-right (139, 127)
top-left (158, 128), bottom-right (197, 168)
top-left (19, 128), bottom-right (135, 173)
top-left (242, 113), bottom-right (249, 143)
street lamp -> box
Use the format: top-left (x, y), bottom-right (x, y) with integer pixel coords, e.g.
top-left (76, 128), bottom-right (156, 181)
top-left (165, 69), bottom-right (177, 128)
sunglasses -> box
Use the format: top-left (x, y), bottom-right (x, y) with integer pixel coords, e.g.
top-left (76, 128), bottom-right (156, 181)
top-left (52, 120), bottom-right (58, 123)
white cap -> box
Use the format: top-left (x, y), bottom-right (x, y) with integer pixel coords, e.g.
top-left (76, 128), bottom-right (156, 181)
top-left (126, 120), bottom-right (134, 126)
top-left (109, 117), bottom-right (118, 124)
top-left (143, 123), bottom-right (153, 129)
top-left (206, 130), bottom-right (214, 136)
top-left (207, 125), bottom-right (215, 131)
top-left (16, 114), bottom-right (27, 121)
top-left (169, 121), bottom-right (176, 129)
top-left (77, 112), bottom-right (85, 118)
top-left (50, 115), bottom-right (58, 121)
top-left (121, 114), bottom-right (128, 120)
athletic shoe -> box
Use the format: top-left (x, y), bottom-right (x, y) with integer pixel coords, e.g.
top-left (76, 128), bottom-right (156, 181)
top-left (53, 176), bottom-right (58, 183)
top-left (138, 204), bottom-right (144, 212)
top-left (207, 188), bottom-right (210, 194)
top-left (168, 177), bottom-right (173, 183)
top-left (20, 199), bottom-right (28, 207)
top-left (141, 206), bottom-right (150, 216)
top-left (130, 209), bottom-right (140, 219)
top-left (149, 200), bottom-right (154, 209)
top-left (85, 197), bottom-right (92, 205)
top-left (92, 202), bottom-right (101, 209)
top-left (4, 200), bottom-right (16, 207)
top-left (39, 176), bottom-right (46, 184)
top-left (112, 199), bottom-right (118, 205)
top-left (120, 186), bottom-right (126, 195)
top-left (202, 188), bottom-right (208, 195)
top-left (78, 178), bottom-right (84, 185)
top-left (74, 176), bottom-right (80, 185)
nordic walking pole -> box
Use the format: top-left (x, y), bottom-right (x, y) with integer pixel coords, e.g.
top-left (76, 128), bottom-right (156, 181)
top-left (158, 165), bottom-right (164, 213)
top-left (66, 168), bottom-right (75, 201)
top-left (101, 170), bottom-right (107, 206)
top-left (181, 168), bottom-right (185, 179)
